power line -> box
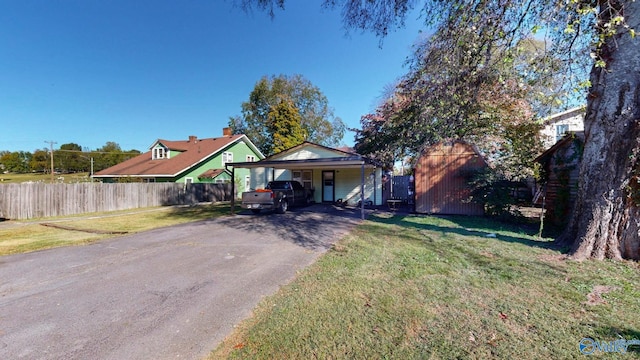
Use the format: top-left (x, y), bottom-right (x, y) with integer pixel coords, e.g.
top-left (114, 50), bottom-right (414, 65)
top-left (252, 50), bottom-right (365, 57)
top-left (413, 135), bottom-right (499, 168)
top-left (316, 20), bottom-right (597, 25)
top-left (54, 149), bottom-right (142, 155)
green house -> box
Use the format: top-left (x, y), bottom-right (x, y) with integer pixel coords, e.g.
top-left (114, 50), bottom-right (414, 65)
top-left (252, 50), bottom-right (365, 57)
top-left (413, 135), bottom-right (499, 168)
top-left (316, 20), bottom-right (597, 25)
top-left (93, 129), bottom-right (264, 193)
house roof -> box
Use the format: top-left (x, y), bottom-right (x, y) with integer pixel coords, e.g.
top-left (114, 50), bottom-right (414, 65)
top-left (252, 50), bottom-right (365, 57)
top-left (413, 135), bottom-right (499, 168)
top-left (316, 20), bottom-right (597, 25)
top-left (229, 156), bottom-right (379, 170)
top-left (535, 131), bottom-right (585, 164)
top-left (198, 168), bottom-right (229, 179)
top-left (419, 140), bottom-right (490, 167)
top-left (263, 141), bottom-right (359, 161)
top-left (93, 134), bottom-right (262, 178)
top-left (543, 106), bottom-right (586, 125)
top-left (228, 141), bottom-right (381, 170)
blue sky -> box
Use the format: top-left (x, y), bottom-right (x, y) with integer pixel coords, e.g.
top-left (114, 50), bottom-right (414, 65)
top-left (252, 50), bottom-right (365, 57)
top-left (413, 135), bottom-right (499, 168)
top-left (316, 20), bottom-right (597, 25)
top-left (0, 1), bottom-right (425, 153)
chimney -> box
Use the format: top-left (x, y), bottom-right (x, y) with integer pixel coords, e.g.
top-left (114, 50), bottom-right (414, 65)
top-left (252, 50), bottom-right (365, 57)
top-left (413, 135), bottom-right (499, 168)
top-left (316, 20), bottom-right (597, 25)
top-left (223, 127), bottom-right (233, 136)
top-left (188, 135), bottom-right (197, 143)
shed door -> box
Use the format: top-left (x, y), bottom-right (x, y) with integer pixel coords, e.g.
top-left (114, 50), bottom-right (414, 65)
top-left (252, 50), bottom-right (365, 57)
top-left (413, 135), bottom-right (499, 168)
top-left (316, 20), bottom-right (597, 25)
top-left (322, 171), bottom-right (335, 202)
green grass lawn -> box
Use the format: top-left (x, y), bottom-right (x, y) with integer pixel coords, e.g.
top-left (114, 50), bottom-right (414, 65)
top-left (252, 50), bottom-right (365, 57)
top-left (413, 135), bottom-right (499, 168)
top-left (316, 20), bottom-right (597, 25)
top-left (2, 203), bottom-right (638, 358)
top-left (211, 213), bottom-right (640, 359)
top-left (0, 203), bottom-right (230, 255)
top-left (0, 172), bottom-right (91, 183)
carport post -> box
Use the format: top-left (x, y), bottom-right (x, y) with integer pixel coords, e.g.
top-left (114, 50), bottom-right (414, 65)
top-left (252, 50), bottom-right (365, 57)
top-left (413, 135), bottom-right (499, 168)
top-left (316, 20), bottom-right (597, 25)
top-left (361, 162), bottom-right (365, 220)
top-left (230, 166), bottom-right (235, 215)
top-left (373, 167), bottom-right (377, 206)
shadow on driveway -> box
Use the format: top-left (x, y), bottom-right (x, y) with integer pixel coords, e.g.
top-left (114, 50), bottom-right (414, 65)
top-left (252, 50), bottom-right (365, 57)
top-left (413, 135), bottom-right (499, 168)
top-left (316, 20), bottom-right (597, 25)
top-left (217, 204), bottom-right (367, 250)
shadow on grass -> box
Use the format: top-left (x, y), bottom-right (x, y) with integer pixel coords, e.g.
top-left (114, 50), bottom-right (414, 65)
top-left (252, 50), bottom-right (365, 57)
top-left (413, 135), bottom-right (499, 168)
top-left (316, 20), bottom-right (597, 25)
top-left (161, 203), bottom-right (566, 253)
top-left (619, 329), bottom-right (640, 354)
top-left (587, 327), bottom-right (640, 354)
top-left (368, 213), bottom-right (568, 253)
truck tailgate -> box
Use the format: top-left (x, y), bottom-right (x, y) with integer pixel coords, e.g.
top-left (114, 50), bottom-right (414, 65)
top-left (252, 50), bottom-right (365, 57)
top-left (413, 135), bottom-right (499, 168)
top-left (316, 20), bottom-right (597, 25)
top-left (241, 190), bottom-right (276, 211)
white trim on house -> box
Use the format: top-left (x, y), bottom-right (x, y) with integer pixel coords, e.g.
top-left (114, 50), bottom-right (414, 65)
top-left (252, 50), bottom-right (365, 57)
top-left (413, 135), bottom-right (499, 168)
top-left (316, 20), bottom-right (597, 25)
top-left (222, 152), bottom-right (233, 167)
top-left (152, 144), bottom-right (169, 160)
top-left (157, 135), bottom-right (264, 178)
top-left (227, 142), bottom-right (383, 219)
top-left (541, 106), bottom-right (586, 148)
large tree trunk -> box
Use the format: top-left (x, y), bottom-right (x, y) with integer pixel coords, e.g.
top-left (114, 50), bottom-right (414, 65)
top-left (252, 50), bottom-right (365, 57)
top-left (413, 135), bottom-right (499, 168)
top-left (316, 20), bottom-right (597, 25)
top-left (558, 0), bottom-right (640, 260)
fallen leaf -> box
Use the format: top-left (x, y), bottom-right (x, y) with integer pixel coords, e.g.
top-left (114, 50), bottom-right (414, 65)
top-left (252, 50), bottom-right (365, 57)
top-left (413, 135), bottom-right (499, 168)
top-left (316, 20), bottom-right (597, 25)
top-left (487, 333), bottom-right (499, 347)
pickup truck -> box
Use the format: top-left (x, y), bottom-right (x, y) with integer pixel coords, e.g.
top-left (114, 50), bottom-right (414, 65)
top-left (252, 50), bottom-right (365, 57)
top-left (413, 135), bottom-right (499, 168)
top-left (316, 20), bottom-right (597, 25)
top-left (241, 180), bottom-right (313, 214)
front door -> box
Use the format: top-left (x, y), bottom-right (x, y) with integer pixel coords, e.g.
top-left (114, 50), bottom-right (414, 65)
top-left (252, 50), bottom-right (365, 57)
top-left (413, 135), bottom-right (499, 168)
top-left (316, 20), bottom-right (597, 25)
top-left (322, 171), bottom-right (335, 203)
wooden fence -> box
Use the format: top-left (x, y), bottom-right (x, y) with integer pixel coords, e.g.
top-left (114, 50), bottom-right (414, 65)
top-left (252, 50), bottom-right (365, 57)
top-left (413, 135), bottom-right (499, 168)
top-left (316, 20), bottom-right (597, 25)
top-left (0, 183), bottom-right (232, 220)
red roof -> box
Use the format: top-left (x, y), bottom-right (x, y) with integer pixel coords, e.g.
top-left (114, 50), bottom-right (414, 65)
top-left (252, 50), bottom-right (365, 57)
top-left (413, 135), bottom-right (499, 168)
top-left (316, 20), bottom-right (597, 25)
top-left (198, 168), bottom-right (228, 179)
top-left (94, 135), bottom-right (247, 177)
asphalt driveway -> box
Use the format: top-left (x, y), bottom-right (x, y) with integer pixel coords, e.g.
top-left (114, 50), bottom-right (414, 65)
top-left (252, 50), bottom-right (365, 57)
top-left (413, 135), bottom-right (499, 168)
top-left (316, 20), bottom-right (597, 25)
top-left (0, 204), bottom-right (365, 360)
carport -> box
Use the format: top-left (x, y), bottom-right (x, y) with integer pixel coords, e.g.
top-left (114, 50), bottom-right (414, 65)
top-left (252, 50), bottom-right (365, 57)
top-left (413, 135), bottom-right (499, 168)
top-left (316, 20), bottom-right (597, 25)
top-left (226, 156), bottom-right (380, 220)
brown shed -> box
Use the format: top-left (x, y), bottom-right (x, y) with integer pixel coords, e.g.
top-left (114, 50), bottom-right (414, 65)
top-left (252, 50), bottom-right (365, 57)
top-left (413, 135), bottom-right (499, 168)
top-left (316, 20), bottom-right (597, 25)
top-left (414, 141), bottom-right (488, 215)
top-left (534, 132), bottom-right (584, 226)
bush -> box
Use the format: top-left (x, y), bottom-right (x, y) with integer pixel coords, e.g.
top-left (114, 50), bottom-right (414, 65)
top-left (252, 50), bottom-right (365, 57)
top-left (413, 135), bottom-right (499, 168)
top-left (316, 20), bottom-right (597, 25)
top-left (466, 168), bottom-right (527, 220)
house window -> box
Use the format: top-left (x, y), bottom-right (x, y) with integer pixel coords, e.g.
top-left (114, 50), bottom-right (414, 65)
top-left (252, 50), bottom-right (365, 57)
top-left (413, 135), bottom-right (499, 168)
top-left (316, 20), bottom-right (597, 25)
top-left (556, 124), bottom-right (569, 142)
top-left (152, 146), bottom-right (168, 160)
top-left (185, 177), bottom-right (194, 184)
top-left (293, 170), bottom-right (313, 190)
top-left (222, 152), bottom-right (233, 166)
top-left (246, 155), bottom-right (256, 162)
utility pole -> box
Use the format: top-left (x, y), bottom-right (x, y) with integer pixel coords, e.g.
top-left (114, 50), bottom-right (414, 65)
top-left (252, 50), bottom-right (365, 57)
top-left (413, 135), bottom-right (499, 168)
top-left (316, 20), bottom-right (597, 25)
top-left (79, 154), bottom-right (94, 181)
top-left (45, 140), bottom-right (57, 183)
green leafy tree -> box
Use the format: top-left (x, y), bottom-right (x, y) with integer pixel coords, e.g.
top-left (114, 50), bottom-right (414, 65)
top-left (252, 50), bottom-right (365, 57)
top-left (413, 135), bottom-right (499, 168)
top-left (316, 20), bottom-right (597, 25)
top-left (353, 15), bottom-right (551, 175)
top-left (229, 74), bottom-right (345, 155)
top-left (355, 58), bottom-right (544, 217)
top-left (267, 98), bottom-right (307, 153)
top-left (93, 142), bottom-right (141, 172)
top-left (355, 61), bottom-right (543, 177)
top-left (0, 151), bottom-right (7, 172)
top-left (0, 151), bottom-right (32, 173)
top-left (29, 149), bottom-right (50, 173)
top-left (353, 92), bottom-right (420, 169)
top-left (55, 143), bottom-right (86, 173)
top-left (244, 0), bottom-right (640, 261)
